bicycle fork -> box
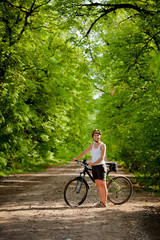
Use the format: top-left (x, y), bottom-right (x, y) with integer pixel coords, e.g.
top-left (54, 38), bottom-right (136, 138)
top-left (74, 167), bottom-right (93, 193)
top-left (75, 179), bottom-right (82, 193)
top-left (75, 174), bottom-right (86, 193)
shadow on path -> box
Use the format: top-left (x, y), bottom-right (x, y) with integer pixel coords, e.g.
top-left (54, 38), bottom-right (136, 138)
top-left (0, 162), bottom-right (160, 240)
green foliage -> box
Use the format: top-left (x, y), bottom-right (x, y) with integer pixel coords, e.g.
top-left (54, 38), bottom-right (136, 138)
top-left (1, 0), bottom-right (160, 193)
top-left (0, 0), bottom-right (94, 175)
top-left (54, 0), bottom-right (160, 191)
top-left (86, 2), bottom-right (160, 191)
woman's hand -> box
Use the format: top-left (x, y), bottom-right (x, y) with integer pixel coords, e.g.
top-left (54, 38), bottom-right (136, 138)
top-left (72, 158), bottom-right (77, 162)
top-left (88, 162), bottom-right (93, 166)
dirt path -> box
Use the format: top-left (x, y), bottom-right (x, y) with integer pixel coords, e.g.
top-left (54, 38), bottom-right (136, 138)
top-left (0, 162), bottom-right (160, 240)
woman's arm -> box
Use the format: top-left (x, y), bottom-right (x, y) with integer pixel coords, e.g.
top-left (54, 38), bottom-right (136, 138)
top-left (72, 143), bottom-right (93, 161)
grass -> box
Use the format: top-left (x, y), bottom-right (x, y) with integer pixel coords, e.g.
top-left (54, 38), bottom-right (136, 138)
top-left (0, 158), bottom-right (71, 176)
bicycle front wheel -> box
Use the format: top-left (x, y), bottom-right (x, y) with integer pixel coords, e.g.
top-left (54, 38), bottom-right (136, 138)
top-left (64, 177), bottom-right (88, 207)
top-left (107, 176), bottom-right (133, 205)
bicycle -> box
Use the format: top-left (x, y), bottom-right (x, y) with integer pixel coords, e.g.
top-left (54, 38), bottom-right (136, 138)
top-left (64, 160), bottom-right (133, 207)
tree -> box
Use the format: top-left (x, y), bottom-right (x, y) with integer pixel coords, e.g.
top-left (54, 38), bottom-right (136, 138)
top-left (54, 0), bottom-right (160, 190)
top-left (0, 0), bottom-right (94, 173)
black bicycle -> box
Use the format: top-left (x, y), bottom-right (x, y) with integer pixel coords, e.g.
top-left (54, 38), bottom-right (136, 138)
top-left (64, 160), bottom-right (133, 207)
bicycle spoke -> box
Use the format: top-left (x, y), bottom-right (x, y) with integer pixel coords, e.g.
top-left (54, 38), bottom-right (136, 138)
top-left (64, 178), bottom-right (88, 207)
top-left (107, 176), bottom-right (133, 205)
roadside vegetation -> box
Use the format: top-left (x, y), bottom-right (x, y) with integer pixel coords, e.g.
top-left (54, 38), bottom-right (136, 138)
top-left (0, 0), bottom-right (159, 192)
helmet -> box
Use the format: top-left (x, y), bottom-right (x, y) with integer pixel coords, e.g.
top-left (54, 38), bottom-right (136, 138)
top-left (92, 129), bottom-right (102, 137)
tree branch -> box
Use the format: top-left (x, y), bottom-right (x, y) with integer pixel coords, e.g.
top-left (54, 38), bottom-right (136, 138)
top-left (145, 30), bottom-right (160, 51)
top-left (94, 84), bottom-right (106, 93)
top-left (84, 9), bottom-right (116, 37)
top-left (123, 30), bottom-right (160, 76)
top-left (80, 3), bottom-right (155, 14)
top-left (1, 0), bottom-right (28, 13)
top-left (79, 2), bottom-right (157, 37)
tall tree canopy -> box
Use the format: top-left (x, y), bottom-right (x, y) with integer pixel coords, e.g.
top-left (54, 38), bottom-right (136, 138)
top-left (0, 0), bottom-right (160, 191)
top-left (0, 0), bottom-right (94, 173)
top-left (54, 0), bottom-right (160, 190)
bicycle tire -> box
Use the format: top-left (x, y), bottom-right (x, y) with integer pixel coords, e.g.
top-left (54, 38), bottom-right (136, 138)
top-left (107, 176), bottom-right (133, 205)
top-left (64, 177), bottom-right (89, 207)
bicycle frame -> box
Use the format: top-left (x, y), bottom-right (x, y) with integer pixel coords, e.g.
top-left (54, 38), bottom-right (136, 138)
top-left (64, 160), bottom-right (133, 206)
top-left (77, 161), bottom-right (121, 194)
top-left (79, 165), bottom-right (95, 184)
top-left (73, 165), bottom-right (93, 193)
top-left (106, 175), bottom-right (121, 193)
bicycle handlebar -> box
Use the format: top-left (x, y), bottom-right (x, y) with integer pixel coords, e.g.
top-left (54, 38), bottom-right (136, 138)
top-left (75, 159), bottom-right (88, 166)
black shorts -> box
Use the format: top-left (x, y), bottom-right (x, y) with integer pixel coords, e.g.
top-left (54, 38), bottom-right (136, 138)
top-left (92, 164), bottom-right (107, 181)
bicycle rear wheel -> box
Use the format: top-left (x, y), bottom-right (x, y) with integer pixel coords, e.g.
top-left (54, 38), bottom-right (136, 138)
top-left (107, 176), bottom-right (133, 205)
top-left (64, 177), bottom-right (88, 207)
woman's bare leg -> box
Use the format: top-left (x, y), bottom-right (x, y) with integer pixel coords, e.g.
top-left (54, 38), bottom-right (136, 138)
top-left (95, 179), bottom-right (107, 205)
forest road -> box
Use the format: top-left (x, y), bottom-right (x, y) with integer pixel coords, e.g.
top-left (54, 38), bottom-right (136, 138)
top-left (0, 162), bottom-right (160, 240)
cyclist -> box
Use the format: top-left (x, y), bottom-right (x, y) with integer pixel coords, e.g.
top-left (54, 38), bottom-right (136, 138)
top-left (72, 129), bottom-right (107, 207)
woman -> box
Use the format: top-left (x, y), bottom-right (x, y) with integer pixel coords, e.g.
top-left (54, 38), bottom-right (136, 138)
top-left (72, 129), bottom-right (107, 207)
